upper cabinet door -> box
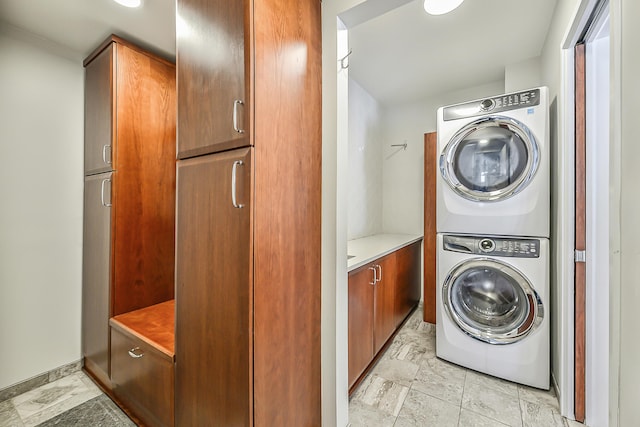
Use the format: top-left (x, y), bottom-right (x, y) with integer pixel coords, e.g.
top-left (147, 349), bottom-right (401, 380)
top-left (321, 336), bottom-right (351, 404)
top-left (176, 0), bottom-right (252, 159)
top-left (85, 43), bottom-right (115, 175)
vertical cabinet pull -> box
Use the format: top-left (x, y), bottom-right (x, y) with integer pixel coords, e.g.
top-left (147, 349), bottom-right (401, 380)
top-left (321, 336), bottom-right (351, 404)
top-left (101, 179), bottom-right (112, 207)
top-left (376, 265), bottom-right (382, 282)
top-left (128, 347), bottom-right (144, 358)
top-left (369, 266), bottom-right (377, 285)
top-left (102, 144), bottom-right (112, 165)
top-left (231, 160), bottom-right (245, 209)
top-left (233, 99), bottom-right (245, 134)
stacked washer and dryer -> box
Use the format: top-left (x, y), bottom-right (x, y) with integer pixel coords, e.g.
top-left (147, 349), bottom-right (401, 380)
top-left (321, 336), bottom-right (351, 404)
top-left (435, 87), bottom-right (550, 389)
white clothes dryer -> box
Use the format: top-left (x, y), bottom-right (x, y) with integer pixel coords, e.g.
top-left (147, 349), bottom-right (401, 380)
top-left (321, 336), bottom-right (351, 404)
top-left (436, 233), bottom-right (549, 389)
top-left (436, 87), bottom-right (549, 237)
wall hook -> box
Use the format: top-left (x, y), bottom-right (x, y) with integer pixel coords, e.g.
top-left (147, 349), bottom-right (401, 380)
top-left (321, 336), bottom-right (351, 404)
top-left (391, 142), bottom-right (408, 150)
top-left (339, 49), bottom-right (353, 69)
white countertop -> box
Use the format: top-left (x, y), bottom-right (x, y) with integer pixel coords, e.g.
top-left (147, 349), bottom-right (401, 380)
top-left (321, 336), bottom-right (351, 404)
top-left (347, 233), bottom-right (423, 272)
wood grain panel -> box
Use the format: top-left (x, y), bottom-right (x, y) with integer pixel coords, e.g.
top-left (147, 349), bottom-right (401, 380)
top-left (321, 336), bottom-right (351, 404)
top-left (175, 149), bottom-right (253, 427)
top-left (252, 0), bottom-right (322, 424)
top-left (84, 43), bottom-right (114, 176)
top-left (348, 264), bottom-right (375, 389)
top-left (574, 42), bottom-right (586, 423)
top-left (424, 132), bottom-right (438, 323)
top-left (176, 0), bottom-right (252, 158)
top-left (112, 43), bottom-right (176, 316)
top-left (394, 241), bottom-right (422, 327)
top-left (110, 300), bottom-right (175, 358)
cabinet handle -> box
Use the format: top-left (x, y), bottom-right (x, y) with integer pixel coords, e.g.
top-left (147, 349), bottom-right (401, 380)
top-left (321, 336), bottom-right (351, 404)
top-left (100, 179), bottom-right (112, 207)
top-left (369, 266), bottom-right (377, 285)
top-left (128, 347), bottom-right (144, 358)
top-left (233, 99), bottom-right (245, 134)
top-left (102, 144), bottom-right (112, 165)
top-left (376, 265), bottom-right (382, 282)
top-left (232, 160), bottom-right (244, 209)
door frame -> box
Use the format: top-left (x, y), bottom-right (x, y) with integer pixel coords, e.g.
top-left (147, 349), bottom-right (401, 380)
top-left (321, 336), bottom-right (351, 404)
top-left (560, 0), bottom-right (618, 424)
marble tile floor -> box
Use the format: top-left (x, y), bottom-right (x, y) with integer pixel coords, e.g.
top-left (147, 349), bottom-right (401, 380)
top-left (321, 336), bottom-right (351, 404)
top-left (349, 308), bottom-right (584, 427)
top-left (0, 371), bottom-right (134, 427)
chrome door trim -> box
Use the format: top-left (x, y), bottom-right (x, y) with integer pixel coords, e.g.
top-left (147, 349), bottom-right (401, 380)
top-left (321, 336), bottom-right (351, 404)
top-left (440, 115), bottom-right (540, 202)
top-left (442, 257), bottom-right (544, 344)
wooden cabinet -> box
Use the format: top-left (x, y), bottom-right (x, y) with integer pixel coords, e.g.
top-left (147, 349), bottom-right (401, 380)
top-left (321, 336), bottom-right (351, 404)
top-left (175, 148), bottom-right (253, 426)
top-left (348, 263), bottom-right (375, 388)
top-left (175, 0), bottom-right (322, 424)
top-left (394, 242), bottom-right (422, 327)
top-left (374, 253), bottom-right (397, 354)
top-left (82, 172), bottom-right (113, 384)
top-left (82, 35), bottom-right (176, 388)
top-left (348, 241), bottom-right (422, 391)
top-left (110, 301), bottom-right (175, 427)
top-left (176, 0), bottom-right (251, 159)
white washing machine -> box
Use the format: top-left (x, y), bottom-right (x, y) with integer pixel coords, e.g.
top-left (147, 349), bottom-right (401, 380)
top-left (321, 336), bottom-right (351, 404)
top-left (436, 87), bottom-right (549, 238)
top-left (436, 233), bottom-right (549, 389)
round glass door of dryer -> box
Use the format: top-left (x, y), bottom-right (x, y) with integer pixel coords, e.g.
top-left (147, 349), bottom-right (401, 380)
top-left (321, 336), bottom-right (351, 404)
top-left (440, 116), bottom-right (539, 202)
top-left (442, 258), bottom-right (543, 344)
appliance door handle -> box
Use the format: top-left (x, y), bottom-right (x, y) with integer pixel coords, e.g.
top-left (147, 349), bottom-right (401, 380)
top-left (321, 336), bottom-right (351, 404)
top-left (376, 264), bottom-right (382, 282)
top-left (102, 144), bottom-right (112, 165)
top-left (101, 179), bottom-right (112, 207)
top-left (233, 99), bottom-right (245, 134)
top-left (232, 160), bottom-right (244, 209)
top-left (369, 266), bottom-right (377, 285)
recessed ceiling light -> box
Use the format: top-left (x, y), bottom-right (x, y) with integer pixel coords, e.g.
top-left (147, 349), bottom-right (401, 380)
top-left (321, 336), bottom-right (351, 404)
top-left (423, 0), bottom-right (465, 15)
top-left (113, 0), bottom-right (142, 8)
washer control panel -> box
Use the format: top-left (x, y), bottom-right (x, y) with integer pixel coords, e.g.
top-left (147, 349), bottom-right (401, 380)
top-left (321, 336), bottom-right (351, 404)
top-left (443, 88), bottom-right (541, 121)
top-left (443, 235), bottom-right (540, 258)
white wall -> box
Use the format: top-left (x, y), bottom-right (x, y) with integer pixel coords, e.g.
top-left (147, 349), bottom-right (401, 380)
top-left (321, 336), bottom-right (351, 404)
top-left (0, 28), bottom-right (84, 390)
top-left (617, 0), bottom-right (640, 424)
top-left (381, 81), bottom-right (504, 236)
top-left (505, 57), bottom-right (543, 93)
top-left (348, 78), bottom-right (383, 240)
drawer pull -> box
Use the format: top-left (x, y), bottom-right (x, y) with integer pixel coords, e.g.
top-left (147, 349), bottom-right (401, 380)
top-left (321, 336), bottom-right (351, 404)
top-left (128, 347), bottom-right (144, 358)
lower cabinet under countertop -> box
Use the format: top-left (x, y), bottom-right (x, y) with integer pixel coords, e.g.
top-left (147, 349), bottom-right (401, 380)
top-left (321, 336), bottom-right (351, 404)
top-left (348, 238), bottom-right (422, 392)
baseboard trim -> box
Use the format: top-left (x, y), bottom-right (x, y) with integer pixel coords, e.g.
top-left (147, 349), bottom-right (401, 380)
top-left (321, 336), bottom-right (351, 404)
top-left (0, 360), bottom-right (82, 403)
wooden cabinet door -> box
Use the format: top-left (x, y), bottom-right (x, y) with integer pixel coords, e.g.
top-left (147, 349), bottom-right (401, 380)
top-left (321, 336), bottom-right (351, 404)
top-left (82, 172), bottom-right (113, 384)
top-left (373, 253), bottom-right (397, 353)
top-left (175, 148), bottom-right (253, 426)
top-left (394, 242), bottom-right (422, 327)
top-left (348, 263), bottom-right (375, 389)
top-left (176, 0), bottom-right (251, 159)
top-left (111, 327), bottom-right (174, 427)
top-left (84, 43), bottom-right (114, 175)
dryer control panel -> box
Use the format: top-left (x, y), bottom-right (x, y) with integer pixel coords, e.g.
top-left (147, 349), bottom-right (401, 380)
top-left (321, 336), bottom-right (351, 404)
top-left (443, 235), bottom-right (540, 258)
top-left (443, 88), bottom-right (541, 121)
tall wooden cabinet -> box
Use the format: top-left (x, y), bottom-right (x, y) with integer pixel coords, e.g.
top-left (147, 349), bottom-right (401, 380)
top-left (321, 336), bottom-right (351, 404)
top-left (175, 0), bottom-right (322, 425)
top-left (82, 35), bottom-right (176, 388)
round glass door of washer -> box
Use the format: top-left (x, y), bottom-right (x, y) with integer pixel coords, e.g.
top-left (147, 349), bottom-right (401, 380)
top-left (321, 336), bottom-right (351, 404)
top-left (441, 116), bottom-right (539, 202)
top-left (442, 258), bottom-right (543, 344)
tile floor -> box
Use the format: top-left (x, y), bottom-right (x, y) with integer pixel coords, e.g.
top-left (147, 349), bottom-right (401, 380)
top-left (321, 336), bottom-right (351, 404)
top-left (0, 372), bottom-right (133, 426)
top-left (1, 307), bottom-right (584, 427)
top-left (349, 307), bottom-right (584, 427)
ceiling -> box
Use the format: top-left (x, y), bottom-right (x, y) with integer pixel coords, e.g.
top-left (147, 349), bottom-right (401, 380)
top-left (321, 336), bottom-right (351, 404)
top-left (0, 0), bottom-right (556, 105)
top-left (348, 0), bottom-right (558, 105)
top-left (0, 0), bottom-right (176, 60)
